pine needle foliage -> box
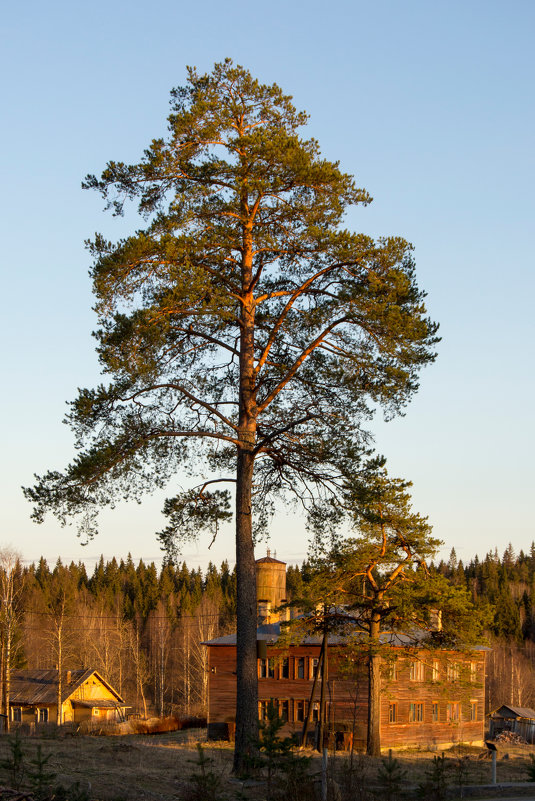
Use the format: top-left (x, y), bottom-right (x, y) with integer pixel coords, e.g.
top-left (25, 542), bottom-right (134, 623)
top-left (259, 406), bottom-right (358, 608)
top-left (0, 729), bottom-right (25, 789)
top-left (376, 750), bottom-right (408, 801)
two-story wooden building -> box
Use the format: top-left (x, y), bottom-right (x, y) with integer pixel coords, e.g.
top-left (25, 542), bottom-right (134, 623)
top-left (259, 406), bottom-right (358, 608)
top-left (204, 554), bottom-right (486, 750)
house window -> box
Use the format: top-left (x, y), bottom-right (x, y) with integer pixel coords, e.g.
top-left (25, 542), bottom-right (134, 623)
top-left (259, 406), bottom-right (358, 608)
top-left (470, 662), bottom-right (477, 683)
top-left (409, 702), bottom-right (424, 723)
top-left (295, 700), bottom-right (306, 722)
top-left (470, 701), bottom-right (478, 721)
top-left (279, 700), bottom-right (289, 722)
top-left (432, 702), bottom-right (439, 723)
top-left (281, 658), bottom-right (289, 679)
top-left (312, 702), bottom-right (320, 722)
top-left (388, 703), bottom-right (397, 723)
top-left (12, 708), bottom-right (21, 722)
top-left (258, 701), bottom-right (269, 721)
top-left (388, 661), bottom-right (397, 681)
top-left (38, 708), bottom-right (48, 723)
top-left (296, 657), bottom-right (305, 679)
top-left (258, 659), bottom-right (275, 679)
top-left (409, 661), bottom-right (425, 682)
top-left (446, 702), bottom-right (460, 722)
top-left (446, 663), bottom-right (460, 682)
top-left (310, 657), bottom-right (320, 679)
top-left (432, 660), bottom-right (440, 681)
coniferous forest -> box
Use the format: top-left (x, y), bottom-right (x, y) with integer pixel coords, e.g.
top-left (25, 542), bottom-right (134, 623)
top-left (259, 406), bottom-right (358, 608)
top-left (2, 544), bottom-right (535, 719)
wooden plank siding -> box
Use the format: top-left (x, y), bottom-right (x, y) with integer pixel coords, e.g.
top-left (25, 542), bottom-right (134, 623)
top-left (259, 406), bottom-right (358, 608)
top-left (207, 644), bottom-right (486, 749)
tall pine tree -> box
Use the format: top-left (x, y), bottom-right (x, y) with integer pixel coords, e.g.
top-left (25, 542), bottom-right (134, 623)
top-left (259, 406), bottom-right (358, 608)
top-left (25, 60), bottom-right (438, 767)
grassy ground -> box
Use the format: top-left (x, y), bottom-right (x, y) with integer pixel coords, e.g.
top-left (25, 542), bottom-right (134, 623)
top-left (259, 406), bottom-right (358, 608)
top-left (0, 730), bottom-right (534, 800)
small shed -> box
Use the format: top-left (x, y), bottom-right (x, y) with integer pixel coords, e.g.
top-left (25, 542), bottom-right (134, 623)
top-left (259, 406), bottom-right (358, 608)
top-left (489, 705), bottom-right (535, 743)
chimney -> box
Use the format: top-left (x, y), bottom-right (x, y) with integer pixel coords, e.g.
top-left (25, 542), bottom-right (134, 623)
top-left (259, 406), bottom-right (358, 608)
top-left (258, 600), bottom-right (271, 624)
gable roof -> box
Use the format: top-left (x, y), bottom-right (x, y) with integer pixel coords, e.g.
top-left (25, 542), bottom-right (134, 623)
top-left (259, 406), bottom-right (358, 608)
top-left (10, 669), bottom-right (124, 706)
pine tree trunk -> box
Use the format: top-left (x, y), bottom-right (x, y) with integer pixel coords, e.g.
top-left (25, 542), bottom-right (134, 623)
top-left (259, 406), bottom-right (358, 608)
top-left (367, 617), bottom-right (381, 757)
top-left (233, 447), bottom-right (258, 772)
top-left (233, 208), bottom-right (258, 773)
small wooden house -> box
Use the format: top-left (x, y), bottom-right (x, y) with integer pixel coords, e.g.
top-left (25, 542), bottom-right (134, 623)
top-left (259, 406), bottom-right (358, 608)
top-left (205, 554), bottom-right (487, 751)
top-left (489, 704), bottom-right (535, 743)
top-left (9, 669), bottom-right (128, 726)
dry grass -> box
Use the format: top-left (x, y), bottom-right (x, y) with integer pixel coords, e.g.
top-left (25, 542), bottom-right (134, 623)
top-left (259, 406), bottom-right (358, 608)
top-left (0, 731), bottom-right (534, 800)
top-left (328, 742), bottom-right (535, 798)
top-left (0, 728), bottom-right (233, 801)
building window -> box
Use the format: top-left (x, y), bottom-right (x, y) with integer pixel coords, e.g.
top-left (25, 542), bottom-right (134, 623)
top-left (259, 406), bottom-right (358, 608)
top-left (310, 657), bottom-right (320, 679)
top-left (312, 702), bottom-right (320, 722)
top-left (38, 708), bottom-right (48, 723)
top-left (470, 662), bottom-right (477, 683)
top-left (388, 703), bottom-right (397, 723)
top-left (258, 700), bottom-right (269, 721)
top-left (446, 663), bottom-right (460, 682)
top-left (279, 700), bottom-right (289, 722)
top-left (470, 701), bottom-right (478, 721)
top-left (410, 661), bottom-right (425, 682)
top-left (432, 660), bottom-right (440, 681)
top-left (296, 657), bottom-right (305, 679)
top-left (295, 700), bottom-right (306, 722)
top-left (12, 708), bottom-right (21, 722)
top-left (409, 702), bottom-right (424, 723)
top-left (258, 658), bottom-right (275, 678)
top-left (281, 658), bottom-right (289, 679)
top-left (446, 702), bottom-right (460, 722)
top-left (432, 702), bottom-right (439, 723)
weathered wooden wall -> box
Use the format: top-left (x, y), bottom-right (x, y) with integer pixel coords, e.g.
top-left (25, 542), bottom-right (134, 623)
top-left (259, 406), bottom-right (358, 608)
top-left (207, 644), bottom-right (486, 748)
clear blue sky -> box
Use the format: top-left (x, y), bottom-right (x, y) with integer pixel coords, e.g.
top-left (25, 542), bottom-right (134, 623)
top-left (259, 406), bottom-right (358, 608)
top-left (1, 0), bottom-right (533, 572)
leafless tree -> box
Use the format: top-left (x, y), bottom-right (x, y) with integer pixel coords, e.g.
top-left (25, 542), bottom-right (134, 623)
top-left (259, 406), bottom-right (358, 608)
top-left (0, 549), bottom-right (24, 731)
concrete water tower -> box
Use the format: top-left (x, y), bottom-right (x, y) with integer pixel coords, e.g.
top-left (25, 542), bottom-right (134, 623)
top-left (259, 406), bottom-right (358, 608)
top-left (255, 549), bottom-right (287, 623)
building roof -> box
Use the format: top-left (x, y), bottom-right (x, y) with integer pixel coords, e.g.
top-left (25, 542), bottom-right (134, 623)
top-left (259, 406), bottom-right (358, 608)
top-left (10, 669), bottom-right (124, 706)
top-left (492, 704), bottom-right (535, 719)
top-left (204, 620), bottom-right (489, 649)
top-left (256, 556), bottom-right (286, 565)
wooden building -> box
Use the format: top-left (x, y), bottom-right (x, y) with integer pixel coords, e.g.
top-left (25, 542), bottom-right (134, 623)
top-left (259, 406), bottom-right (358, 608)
top-left (489, 704), bottom-right (535, 743)
top-left (205, 554), bottom-right (486, 751)
top-left (9, 669), bottom-right (128, 726)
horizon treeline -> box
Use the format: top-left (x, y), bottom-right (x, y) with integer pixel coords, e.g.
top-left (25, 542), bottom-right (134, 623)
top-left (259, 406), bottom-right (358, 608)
top-left (4, 544), bottom-right (535, 716)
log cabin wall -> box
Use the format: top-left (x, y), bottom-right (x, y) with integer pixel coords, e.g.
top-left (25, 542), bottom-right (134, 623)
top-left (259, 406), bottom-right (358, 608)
top-left (207, 643), bottom-right (486, 749)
